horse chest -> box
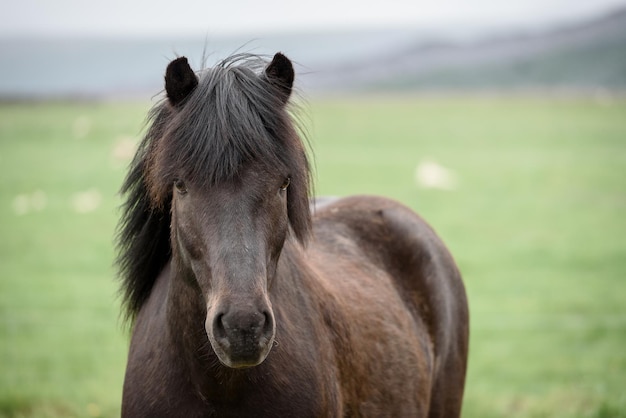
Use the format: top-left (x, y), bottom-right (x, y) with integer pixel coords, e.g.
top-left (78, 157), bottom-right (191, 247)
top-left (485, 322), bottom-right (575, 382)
top-left (124, 351), bottom-right (331, 417)
top-left (201, 355), bottom-right (336, 417)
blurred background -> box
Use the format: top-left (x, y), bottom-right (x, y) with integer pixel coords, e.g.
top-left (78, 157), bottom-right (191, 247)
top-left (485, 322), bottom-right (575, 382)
top-left (2, 0), bottom-right (626, 97)
top-left (1, 1), bottom-right (625, 417)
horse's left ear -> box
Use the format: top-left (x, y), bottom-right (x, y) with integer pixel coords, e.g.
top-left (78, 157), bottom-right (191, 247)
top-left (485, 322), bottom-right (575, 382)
top-left (165, 57), bottom-right (198, 107)
top-left (265, 53), bottom-right (294, 103)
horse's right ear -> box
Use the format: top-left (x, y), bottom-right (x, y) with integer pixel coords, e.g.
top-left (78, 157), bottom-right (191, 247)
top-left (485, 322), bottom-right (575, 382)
top-left (165, 57), bottom-right (198, 107)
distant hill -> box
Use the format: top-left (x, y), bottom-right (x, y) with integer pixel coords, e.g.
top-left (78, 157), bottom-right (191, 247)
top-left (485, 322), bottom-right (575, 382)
top-left (313, 8), bottom-right (626, 92)
top-left (0, 30), bottom-right (423, 98)
top-left (1, 7), bottom-right (624, 98)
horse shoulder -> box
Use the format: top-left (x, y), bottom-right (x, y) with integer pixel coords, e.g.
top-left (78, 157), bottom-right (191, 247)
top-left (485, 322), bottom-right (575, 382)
top-left (312, 195), bottom-right (469, 417)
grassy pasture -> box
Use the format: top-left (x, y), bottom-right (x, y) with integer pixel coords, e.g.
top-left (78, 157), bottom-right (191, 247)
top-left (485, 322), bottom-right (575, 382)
top-left (0, 95), bottom-right (625, 417)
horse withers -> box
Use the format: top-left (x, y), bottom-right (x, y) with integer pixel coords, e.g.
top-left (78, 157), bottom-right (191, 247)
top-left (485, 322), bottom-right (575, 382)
top-left (116, 52), bottom-right (469, 417)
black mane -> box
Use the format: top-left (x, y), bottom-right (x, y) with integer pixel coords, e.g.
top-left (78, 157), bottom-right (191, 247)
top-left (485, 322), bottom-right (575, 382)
top-left (116, 54), bottom-right (311, 323)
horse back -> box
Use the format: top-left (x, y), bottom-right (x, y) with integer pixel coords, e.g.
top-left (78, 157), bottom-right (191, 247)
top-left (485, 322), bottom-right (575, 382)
top-left (311, 195), bottom-right (469, 417)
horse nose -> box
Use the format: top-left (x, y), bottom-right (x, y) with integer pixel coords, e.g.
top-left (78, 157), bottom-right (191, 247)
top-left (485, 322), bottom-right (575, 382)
top-left (214, 309), bottom-right (271, 340)
top-left (209, 303), bottom-right (275, 368)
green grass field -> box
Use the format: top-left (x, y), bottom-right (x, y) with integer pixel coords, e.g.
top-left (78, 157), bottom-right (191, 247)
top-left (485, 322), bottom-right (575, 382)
top-left (1, 95), bottom-right (625, 417)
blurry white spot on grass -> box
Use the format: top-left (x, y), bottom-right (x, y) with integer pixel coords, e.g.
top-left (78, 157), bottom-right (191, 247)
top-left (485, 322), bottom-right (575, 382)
top-left (112, 135), bottom-right (138, 162)
top-left (86, 402), bottom-right (101, 417)
top-left (414, 159), bottom-right (458, 190)
top-left (12, 190), bottom-right (48, 215)
top-left (12, 195), bottom-right (30, 215)
top-left (73, 116), bottom-right (92, 140)
top-left (30, 190), bottom-right (47, 211)
top-left (71, 189), bottom-right (102, 213)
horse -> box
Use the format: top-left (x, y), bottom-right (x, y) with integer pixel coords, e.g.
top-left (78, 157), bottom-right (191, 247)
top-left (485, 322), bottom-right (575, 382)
top-left (116, 52), bottom-right (469, 417)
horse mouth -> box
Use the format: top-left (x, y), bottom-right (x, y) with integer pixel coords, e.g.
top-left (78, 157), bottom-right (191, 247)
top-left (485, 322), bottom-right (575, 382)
top-left (210, 334), bottom-right (275, 369)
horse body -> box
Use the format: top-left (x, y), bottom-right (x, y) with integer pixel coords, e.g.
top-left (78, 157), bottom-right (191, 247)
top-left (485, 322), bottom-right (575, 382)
top-left (118, 53), bottom-right (468, 417)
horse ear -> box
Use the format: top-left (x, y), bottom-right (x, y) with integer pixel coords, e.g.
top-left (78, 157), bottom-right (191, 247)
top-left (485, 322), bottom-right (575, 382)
top-left (265, 53), bottom-right (294, 103)
top-left (165, 57), bottom-right (198, 107)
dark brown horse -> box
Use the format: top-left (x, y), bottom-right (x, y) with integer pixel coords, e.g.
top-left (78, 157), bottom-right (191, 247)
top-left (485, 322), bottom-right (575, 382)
top-left (117, 52), bottom-right (468, 417)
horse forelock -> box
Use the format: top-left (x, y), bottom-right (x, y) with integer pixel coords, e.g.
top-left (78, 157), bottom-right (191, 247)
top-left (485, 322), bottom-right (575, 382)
top-left (147, 57), bottom-right (300, 202)
top-left (116, 54), bottom-right (312, 322)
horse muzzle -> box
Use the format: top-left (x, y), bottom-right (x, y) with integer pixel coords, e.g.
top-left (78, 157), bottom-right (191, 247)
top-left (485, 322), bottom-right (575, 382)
top-left (206, 301), bottom-right (276, 369)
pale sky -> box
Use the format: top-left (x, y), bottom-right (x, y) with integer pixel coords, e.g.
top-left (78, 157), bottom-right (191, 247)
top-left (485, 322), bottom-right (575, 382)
top-left (2, 0), bottom-right (626, 37)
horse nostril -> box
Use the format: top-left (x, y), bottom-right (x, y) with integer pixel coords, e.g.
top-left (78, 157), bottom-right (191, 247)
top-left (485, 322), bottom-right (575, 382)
top-left (213, 312), bottom-right (226, 339)
top-left (262, 311), bottom-right (274, 335)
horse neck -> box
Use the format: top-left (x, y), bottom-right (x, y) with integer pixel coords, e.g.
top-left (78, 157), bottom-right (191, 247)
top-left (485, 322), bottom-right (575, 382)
top-left (165, 263), bottom-right (208, 371)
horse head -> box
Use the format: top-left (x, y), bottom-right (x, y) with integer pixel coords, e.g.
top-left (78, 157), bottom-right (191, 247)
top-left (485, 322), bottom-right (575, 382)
top-left (146, 53), bottom-right (310, 368)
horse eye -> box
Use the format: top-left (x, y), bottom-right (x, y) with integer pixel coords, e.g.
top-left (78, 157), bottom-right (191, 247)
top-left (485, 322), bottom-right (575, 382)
top-left (280, 177), bottom-right (291, 192)
top-left (174, 179), bottom-right (188, 194)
